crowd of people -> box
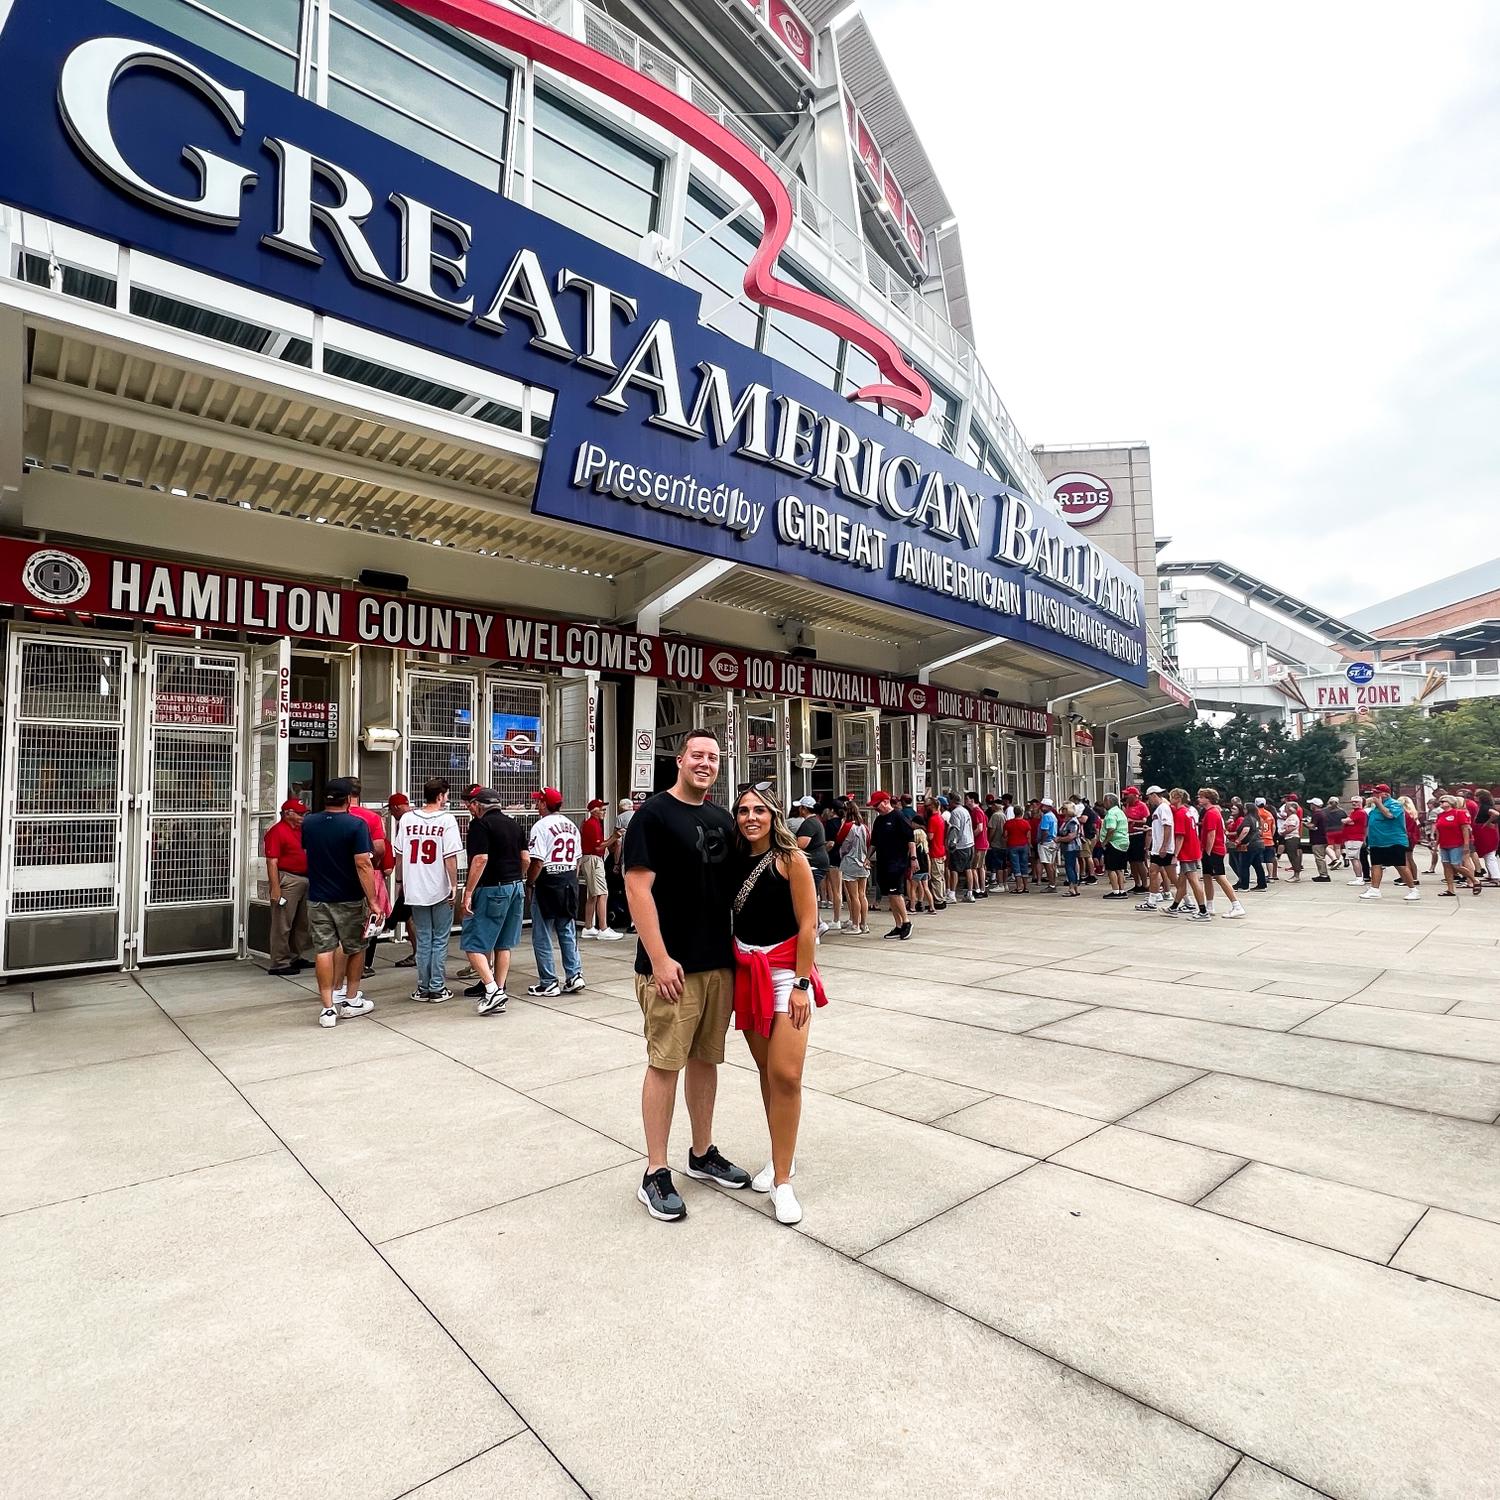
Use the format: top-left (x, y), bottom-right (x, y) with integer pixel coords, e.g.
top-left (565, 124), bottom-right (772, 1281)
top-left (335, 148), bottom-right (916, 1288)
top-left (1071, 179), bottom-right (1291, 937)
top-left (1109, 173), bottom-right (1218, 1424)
top-left (262, 749), bottom-right (1497, 1229)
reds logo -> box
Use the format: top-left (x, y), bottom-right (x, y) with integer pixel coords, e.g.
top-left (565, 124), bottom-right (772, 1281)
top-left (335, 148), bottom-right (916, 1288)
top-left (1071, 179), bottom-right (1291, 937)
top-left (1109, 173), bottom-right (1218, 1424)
top-left (709, 651), bottom-right (740, 684)
top-left (908, 687), bottom-right (929, 711)
top-left (1048, 472), bottom-right (1113, 528)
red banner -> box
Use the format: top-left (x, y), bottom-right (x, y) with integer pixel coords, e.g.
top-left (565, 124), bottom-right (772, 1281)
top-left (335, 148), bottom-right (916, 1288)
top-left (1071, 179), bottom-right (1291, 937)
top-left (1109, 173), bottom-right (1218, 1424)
top-left (0, 537), bottom-right (1053, 734)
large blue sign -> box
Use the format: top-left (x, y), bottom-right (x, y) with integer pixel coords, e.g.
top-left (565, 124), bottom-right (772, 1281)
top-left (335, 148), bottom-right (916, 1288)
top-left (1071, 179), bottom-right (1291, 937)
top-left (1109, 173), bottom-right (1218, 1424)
top-left (1345, 662), bottom-right (1375, 685)
top-left (0, 0), bottom-right (1148, 685)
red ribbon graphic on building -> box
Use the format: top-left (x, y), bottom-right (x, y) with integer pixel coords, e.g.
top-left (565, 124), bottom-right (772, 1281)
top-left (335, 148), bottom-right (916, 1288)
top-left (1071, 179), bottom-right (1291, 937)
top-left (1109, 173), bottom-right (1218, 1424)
top-left (393, 0), bottom-right (934, 419)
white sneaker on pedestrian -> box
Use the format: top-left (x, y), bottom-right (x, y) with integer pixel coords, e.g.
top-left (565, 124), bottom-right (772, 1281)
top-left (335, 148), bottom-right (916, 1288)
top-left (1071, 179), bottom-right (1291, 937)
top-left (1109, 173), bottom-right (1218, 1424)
top-left (562, 974), bottom-right (587, 994)
top-left (1346, 878), bottom-right (1365, 886)
top-left (751, 1158), bottom-right (794, 1194)
top-left (816, 921), bottom-right (830, 939)
top-left (333, 981), bottom-right (347, 1001)
top-left (337, 994), bottom-right (374, 1017)
top-left (318, 1007), bottom-right (337, 1028)
top-left (770, 1182), bottom-right (803, 1225)
top-left (597, 928), bottom-right (624, 941)
top-left (1359, 888), bottom-right (1382, 900)
top-left (1225, 902), bottom-right (1246, 918)
top-left (580, 927), bottom-right (598, 939)
top-left (1404, 889), bottom-right (1421, 901)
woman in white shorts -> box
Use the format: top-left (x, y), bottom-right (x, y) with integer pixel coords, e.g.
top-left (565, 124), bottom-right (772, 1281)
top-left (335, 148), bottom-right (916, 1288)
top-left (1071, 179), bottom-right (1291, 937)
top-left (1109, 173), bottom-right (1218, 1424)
top-left (730, 785), bottom-right (827, 1225)
top-left (837, 806), bottom-right (871, 932)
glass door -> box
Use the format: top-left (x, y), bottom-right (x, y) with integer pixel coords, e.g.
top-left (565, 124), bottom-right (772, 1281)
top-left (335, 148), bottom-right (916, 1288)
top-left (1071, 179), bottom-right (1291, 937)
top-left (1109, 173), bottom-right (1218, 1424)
top-left (243, 639), bottom-right (290, 959)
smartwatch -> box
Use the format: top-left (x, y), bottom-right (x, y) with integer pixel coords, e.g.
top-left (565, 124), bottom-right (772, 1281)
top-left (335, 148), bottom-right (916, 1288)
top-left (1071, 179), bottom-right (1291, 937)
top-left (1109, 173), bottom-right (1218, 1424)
top-left (792, 977), bottom-right (811, 993)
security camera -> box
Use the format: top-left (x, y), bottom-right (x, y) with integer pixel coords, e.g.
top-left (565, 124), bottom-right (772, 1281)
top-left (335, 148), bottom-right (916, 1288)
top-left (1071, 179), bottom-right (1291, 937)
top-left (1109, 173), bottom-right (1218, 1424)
top-left (795, 751), bottom-right (818, 770)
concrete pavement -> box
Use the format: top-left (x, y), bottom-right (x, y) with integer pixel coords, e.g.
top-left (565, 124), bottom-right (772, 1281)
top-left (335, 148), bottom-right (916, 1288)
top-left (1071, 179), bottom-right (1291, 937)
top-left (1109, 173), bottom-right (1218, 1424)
top-left (2, 875), bottom-right (1499, 1497)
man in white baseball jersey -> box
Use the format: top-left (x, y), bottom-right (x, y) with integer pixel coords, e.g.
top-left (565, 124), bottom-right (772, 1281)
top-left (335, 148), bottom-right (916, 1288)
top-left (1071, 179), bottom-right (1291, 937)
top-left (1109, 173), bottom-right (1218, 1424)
top-left (395, 776), bottom-right (463, 1001)
top-left (526, 787), bottom-right (585, 997)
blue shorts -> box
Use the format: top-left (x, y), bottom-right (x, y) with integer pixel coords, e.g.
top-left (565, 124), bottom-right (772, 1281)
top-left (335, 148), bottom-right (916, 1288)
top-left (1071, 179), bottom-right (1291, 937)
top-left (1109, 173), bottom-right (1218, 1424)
top-left (1008, 847), bottom-right (1031, 876)
top-left (461, 881), bottom-right (525, 954)
top-left (1440, 846), bottom-right (1468, 866)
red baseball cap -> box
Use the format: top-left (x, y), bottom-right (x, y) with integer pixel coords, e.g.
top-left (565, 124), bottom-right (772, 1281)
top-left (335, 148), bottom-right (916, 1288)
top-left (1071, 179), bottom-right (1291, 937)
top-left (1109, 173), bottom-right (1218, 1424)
top-left (1374, 783), bottom-right (1391, 793)
top-left (1123, 786), bottom-right (1139, 797)
top-left (389, 793), bottom-right (410, 808)
top-left (867, 790), bottom-right (892, 807)
top-left (280, 798), bottom-right (308, 814)
top-left (587, 798), bottom-right (607, 810)
top-left (532, 787), bottom-right (564, 810)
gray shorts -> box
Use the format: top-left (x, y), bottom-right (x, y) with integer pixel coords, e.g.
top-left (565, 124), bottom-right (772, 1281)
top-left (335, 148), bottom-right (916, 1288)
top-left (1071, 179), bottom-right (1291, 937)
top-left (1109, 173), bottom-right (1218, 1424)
top-left (1177, 859), bottom-right (1202, 874)
top-left (949, 846), bottom-right (974, 873)
top-left (308, 900), bottom-right (366, 955)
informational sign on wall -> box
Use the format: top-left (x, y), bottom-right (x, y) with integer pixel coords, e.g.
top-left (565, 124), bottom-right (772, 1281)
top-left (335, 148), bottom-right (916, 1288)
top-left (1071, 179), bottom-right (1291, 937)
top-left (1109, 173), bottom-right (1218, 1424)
top-left (288, 701), bottom-right (339, 742)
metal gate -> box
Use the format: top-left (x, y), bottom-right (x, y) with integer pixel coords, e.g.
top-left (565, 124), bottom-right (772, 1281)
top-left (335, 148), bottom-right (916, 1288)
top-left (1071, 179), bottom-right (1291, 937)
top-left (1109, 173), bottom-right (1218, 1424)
top-left (405, 670), bottom-right (479, 797)
top-left (836, 712), bottom-right (876, 805)
top-left (137, 645), bottom-right (244, 961)
top-left (0, 632), bottom-right (133, 974)
top-left (243, 640), bottom-right (290, 959)
top-left (489, 677), bottom-right (545, 809)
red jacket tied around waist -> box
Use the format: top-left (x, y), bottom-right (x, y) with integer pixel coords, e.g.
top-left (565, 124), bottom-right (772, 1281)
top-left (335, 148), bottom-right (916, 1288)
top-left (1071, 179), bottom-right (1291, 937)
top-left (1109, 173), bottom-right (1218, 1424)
top-left (732, 935), bottom-right (828, 1038)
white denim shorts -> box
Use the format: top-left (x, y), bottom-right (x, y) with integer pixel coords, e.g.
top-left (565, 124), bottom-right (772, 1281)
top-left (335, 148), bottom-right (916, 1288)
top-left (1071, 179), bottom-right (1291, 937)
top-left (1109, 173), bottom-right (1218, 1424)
top-left (734, 937), bottom-right (793, 1013)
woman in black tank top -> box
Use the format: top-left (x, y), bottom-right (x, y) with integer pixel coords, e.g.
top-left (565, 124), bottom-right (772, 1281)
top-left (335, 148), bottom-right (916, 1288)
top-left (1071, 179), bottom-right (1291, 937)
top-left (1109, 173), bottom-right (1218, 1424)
top-left (731, 785), bottom-right (823, 1225)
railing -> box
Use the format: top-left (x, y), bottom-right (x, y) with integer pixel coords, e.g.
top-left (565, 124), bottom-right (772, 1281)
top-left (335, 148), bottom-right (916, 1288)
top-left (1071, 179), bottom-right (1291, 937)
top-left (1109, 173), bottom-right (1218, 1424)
top-left (511, 0), bottom-right (1050, 503)
top-left (1183, 660), bottom-right (1500, 688)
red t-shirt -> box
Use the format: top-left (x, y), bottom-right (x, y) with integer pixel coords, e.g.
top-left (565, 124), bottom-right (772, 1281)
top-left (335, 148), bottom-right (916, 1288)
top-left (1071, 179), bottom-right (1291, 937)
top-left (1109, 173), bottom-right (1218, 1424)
top-left (1474, 819), bottom-right (1499, 856)
top-left (581, 814), bottom-right (605, 857)
top-left (263, 818), bottom-right (307, 875)
top-left (1123, 799), bottom-right (1148, 831)
top-left (352, 804), bottom-right (394, 871)
top-left (1435, 808), bottom-right (1472, 849)
top-left (1029, 815), bottom-right (1043, 846)
top-left (971, 810), bottom-right (990, 851)
top-left (1003, 816), bottom-right (1032, 848)
top-left (1199, 805), bottom-right (1226, 857)
top-left (1173, 805), bottom-right (1203, 861)
top-left (1465, 798), bottom-right (1480, 818)
top-left (927, 814), bottom-right (947, 858)
top-left (1347, 806), bottom-right (1368, 839)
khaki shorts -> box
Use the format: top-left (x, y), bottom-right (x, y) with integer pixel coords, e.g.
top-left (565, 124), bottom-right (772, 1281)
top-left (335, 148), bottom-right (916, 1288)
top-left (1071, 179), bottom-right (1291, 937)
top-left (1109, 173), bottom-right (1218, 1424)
top-left (308, 900), bottom-right (366, 955)
top-left (636, 967), bottom-right (734, 1071)
top-left (579, 854), bottom-right (608, 898)
top-left (929, 855), bottom-right (946, 890)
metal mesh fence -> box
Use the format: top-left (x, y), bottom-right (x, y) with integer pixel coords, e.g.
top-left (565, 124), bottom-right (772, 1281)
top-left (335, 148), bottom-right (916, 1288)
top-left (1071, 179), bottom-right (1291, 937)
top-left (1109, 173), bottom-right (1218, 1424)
top-left (489, 679), bottom-right (544, 815)
top-left (15, 640), bottom-right (127, 722)
top-left (147, 817), bottom-right (233, 905)
top-left (9, 815), bottom-right (119, 913)
top-left (152, 729), bottom-right (236, 812)
top-left (15, 723), bottom-right (124, 813)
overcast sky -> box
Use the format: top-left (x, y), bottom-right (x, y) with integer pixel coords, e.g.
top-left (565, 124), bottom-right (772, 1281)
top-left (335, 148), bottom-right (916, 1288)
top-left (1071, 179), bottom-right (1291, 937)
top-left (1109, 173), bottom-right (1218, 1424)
top-left (862, 0), bottom-right (1500, 624)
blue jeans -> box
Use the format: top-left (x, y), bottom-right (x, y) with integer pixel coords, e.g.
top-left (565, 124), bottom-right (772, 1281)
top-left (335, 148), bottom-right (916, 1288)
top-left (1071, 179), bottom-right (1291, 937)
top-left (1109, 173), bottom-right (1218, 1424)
top-left (408, 900), bottom-right (452, 994)
top-left (532, 913), bottom-right (581, 987)
top-left (1063, 846), bottom-right (1080, 886)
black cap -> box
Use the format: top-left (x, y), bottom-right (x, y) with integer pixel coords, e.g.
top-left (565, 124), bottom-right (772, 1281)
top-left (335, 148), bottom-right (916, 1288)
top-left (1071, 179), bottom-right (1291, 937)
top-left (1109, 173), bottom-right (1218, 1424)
top-left (324, 777), bottom-right (356, 804)
top-left (468, 786), bottom-right (502, 806)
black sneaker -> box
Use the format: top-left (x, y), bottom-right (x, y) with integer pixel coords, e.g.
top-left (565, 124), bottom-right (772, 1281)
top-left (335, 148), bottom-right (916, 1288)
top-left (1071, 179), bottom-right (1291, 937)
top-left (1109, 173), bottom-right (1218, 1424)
top-left (465, 980), bottom-right (486, 998)
top-left (638, 1167), bottom-right (686, 1221)
top-left (898, 922), bottom-right (912, 940)
top-left (883, 926), bottom-right (904, 939)
top-left (266, 965), bottom-right (299, 977)
top-left (685, 1144), bottom-right (751, 1189)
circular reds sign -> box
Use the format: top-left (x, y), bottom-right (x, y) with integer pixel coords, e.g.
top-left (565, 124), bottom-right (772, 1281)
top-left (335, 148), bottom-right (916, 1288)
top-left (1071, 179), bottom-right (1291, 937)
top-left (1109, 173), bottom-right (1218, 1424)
top-left (1048, 471), bottom-right (1114, 528)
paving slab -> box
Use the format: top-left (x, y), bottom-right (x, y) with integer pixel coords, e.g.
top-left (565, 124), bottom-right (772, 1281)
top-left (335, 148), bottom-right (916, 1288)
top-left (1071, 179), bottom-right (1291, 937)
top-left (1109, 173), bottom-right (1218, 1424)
top-left (405, 1433), bottom-right (586, 1499)
top-left (243, 1049), bottom-right (636, 1244)
top-left (1391, 1209), bottom-right (1500, 1299)
top-left (935, 1094), bottom-right (1107, 1157)
top-left (1125, 1075), bottom-right (1500, 1223)
top-left (864, 1165), bottom-right (1500, 1500)
top-left (1052, 1126), bottom-right (1244, 1203)
top-left (981, 968), bottom-right (1329, 1031)
top-left (1451, 998), bottom-right (1500, 1021)
top-left (838, 1070), bottom-right (990, 1122)
top-left (808, 1005), bottom-right (1201, 1119)
top-left (1292, 1003), bottom-right (1500, 1064)
top-left (0, 1153), bottom-right (519, 1499)
top-left (807, 945), bottom-right (1017, 985)
top-left (844, 981), bottom-right (1089, 1032)
top-left (0, 999), bottom-right (190, 1080)
top-left (174, 996), bottom-right (426, 1084)
top-left (1217, 1458), bottom-right (1331, 1499)
top-left (0, 1048), bottom-right (277, 1217)
top-left (1031, 1007), bottom-right (1500, 1121)
top-left (385, 1163), bottom-right (1234, 1500)
top-left (30, 977), bottom-right (145, 1012)
top-left (1198, 1162), bottom-right (1424, 1263)
top-left (531, 1061), bottom-right (1030, 1258)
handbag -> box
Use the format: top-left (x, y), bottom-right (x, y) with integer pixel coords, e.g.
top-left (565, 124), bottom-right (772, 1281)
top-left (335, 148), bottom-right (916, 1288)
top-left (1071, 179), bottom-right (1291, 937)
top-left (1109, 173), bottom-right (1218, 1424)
top-left (733, 850), bottom-right (777, 916)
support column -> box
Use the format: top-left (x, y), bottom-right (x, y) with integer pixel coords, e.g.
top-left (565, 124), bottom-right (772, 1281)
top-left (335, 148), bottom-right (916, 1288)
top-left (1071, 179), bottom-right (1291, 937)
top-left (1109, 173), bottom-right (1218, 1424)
top-left (628, 675), bottom-right (657, 800)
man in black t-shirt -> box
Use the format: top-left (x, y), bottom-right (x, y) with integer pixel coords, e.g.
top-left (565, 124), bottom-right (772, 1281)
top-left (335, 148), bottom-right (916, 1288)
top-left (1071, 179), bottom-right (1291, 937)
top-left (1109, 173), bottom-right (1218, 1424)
top-left (623, 730), bottom-right (750, 1221)
top-left (459, 788), bottom-right (529, 1015)
top-left (301, 777), bottom-right (385, 1029)
top-left (870, 791), bottom-right (916, 940)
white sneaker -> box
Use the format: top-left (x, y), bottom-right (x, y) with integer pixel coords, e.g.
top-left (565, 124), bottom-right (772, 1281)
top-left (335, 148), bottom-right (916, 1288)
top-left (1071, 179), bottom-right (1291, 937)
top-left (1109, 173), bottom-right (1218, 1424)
top-left (318, 1007), bottom-right (337, 1028)
top-left (770, 1182), bottom-right (803, 1225)
top-left (816, 921), bottom-right (830, 939)
top-left (597, 928), bottom-right (624, 941)
top-left (580, 927), bottom-right (598, 939)
top-left (1404, 889), bottom-right (1421, 901)
top-left (1225, 902), bottom-right (1246, 918)
top-left (1346, 878), bottom-right (1366, 886)
top-left (337, 993), bottom-right (374, 1017)
top-left (751, 1158), bottom-right (795, 1194)
top-left (333, 981), bottom-right (347, 1000)
top-left (1359, 888), bottom-right (1382, 900)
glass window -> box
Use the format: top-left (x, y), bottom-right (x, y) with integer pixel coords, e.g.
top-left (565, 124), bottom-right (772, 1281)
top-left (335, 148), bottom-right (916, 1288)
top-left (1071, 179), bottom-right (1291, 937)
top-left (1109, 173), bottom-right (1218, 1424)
top-left (680, 184), bottom-right (763, 349)
top-left (532, 91), bottom-right (663, 258)
top-left (328, 0), bottom-right (509, 191)
top-left (762, 260), bottom-right (841, 391)
top-left (924, 378), bottom-right (961, 453)
top-left (964, 425), bottom-right (1017, 487)
top-left (111, 0), bottom-right (302, 87)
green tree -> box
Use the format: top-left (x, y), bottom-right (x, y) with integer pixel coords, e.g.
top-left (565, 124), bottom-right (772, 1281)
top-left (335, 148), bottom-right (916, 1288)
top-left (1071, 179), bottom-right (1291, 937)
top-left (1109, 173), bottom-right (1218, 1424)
top-left (1139, 721), bottom-right (1218, 792)
top-left (1356, 702), bottom-right (1500, 788)
top-left (1213, 715), bottom-right (1280, 801)
top-left (1280, 722), bottom-right (1352, 800)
